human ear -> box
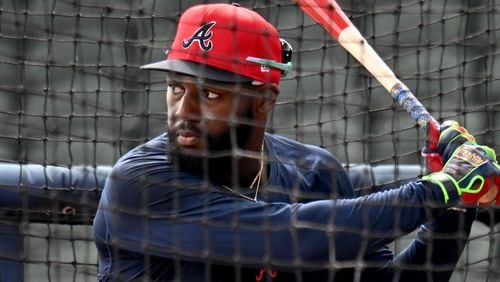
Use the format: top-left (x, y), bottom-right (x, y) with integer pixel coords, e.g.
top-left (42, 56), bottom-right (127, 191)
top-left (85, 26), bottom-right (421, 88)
top-left (255, 84), bottom-right (279, 114)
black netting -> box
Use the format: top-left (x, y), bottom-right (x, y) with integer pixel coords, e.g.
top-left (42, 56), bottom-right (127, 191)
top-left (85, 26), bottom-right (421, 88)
top-left (0, 0), bottom-right (499, 281)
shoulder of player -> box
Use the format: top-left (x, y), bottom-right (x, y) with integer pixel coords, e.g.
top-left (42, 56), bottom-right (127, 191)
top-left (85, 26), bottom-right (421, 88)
top-left (115, 133), bottom-right (168, 163)
top-left (265, 133), bottom-right (343, 170)
top-left (107, 133), bottom-right (218, 190)
top-left (107, 134), bottom-right (172, 179)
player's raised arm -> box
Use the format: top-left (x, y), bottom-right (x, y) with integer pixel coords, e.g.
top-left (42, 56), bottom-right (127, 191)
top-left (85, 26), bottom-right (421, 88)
top-left (94, 137), bottom-right (497, 271)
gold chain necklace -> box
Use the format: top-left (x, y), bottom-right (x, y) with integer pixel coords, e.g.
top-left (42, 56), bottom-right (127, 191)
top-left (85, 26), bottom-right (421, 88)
top-left (221, 142), bottom-right (265, 202)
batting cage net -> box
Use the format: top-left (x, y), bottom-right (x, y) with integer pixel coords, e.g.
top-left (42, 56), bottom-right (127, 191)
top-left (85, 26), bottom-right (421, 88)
top-left (0, 0), bottom-right (499, 281)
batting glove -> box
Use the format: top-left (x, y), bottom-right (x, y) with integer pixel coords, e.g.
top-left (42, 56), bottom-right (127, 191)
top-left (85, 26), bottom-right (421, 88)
top-left (423, 143), bottom-right (500, 204)
top-left (437, 120), bottom-right (476, 164)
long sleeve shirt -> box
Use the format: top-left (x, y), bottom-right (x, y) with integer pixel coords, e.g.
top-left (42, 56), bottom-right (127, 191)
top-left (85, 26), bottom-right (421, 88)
top-left (90, 133), bottom-right (473, 281)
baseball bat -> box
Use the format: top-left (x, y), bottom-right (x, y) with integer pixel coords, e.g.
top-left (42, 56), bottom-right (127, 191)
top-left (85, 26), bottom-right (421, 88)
top-left (295, 0), bottom-right (500, 204)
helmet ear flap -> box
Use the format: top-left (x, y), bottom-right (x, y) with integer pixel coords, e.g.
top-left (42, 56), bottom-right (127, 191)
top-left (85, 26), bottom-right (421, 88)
top-left (280, 38), bottom-right (293, 76)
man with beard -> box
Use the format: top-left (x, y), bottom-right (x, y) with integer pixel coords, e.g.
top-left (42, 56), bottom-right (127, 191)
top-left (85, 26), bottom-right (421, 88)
top-left (92, 3), bottom-right (500, 282)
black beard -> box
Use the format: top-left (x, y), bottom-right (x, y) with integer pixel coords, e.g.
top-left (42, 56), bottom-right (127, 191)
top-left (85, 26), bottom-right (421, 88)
top-left (167, 107), bottom-right (254, 183)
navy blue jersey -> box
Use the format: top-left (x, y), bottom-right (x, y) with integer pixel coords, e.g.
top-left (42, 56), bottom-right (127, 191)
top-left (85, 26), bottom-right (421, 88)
top-left (93, 133), bottom-right (474, 282)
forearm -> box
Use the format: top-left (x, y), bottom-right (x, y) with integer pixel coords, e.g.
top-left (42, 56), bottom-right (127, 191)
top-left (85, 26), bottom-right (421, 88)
top-left (294, 180), bottom-right (452, 261)
top-left (0, 164), bottom-right (106, 213)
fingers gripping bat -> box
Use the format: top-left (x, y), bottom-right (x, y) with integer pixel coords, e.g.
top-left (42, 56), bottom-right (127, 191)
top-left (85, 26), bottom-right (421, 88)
top-left (294, 0), bottom-right (500, 204)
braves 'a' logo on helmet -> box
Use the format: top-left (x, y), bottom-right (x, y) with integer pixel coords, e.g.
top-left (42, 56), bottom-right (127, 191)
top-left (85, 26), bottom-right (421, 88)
top-left (182, 21), bottom-right (216, 51)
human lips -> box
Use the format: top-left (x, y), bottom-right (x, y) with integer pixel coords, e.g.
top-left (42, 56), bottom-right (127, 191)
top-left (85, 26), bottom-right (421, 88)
top-left (176, 130), bottom-right (201, 147)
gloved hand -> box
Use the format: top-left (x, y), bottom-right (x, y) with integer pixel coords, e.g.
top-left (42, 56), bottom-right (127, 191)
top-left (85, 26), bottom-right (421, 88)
top-left (423, 143), bottom-right (500, 204)
top-left (437, 120), bottom-right (476, 164)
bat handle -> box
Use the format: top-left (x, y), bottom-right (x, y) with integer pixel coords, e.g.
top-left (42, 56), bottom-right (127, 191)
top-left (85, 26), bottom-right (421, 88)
top-left (372, 62), bottom-right (500, 205)
top-left (390, 83), bottom-right (434, 128)
top-left (389, 83), bottom-right (443, 172)
top-left (423, 119), bottom-right (443, 173)
top-left (493, 177), bottom-right (500, 205)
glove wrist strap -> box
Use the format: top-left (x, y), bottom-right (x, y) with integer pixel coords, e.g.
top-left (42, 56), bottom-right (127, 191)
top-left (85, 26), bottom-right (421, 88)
top-left (423, 172), bottom-right (460, 204)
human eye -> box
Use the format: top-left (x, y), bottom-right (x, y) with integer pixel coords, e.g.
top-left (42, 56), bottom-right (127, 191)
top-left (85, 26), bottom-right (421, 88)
top-left (201, 89), bottom-right (220, 100)
top-left (168, 83), bottom-right (185, 96)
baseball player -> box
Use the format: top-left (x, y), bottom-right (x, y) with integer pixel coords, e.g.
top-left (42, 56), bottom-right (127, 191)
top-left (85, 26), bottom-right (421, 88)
top-left (93, 3), bottom-right (500, 281)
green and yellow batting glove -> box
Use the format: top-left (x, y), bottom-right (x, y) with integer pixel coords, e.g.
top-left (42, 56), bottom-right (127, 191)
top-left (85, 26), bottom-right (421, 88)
top-left (437, 120), bottom-right (477, 164)
top-left (423, 143), bottom-right (500, 205)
